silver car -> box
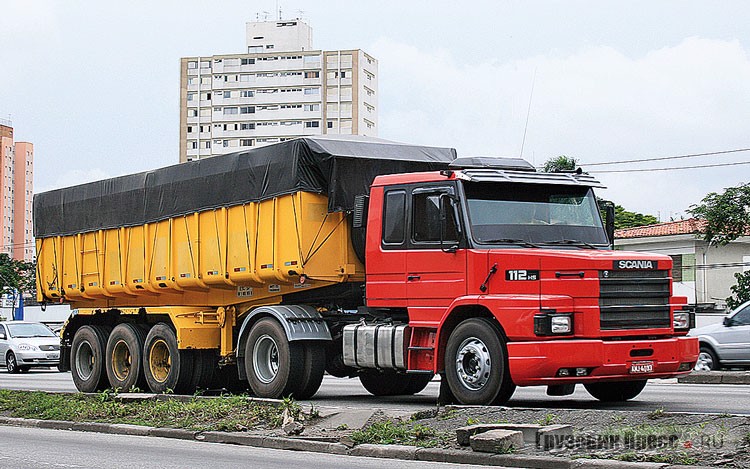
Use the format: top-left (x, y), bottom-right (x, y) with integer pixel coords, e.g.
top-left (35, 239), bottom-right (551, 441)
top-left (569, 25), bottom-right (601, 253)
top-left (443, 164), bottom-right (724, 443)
top-left (0, 321), bottom-right (61, 373)
top-left (690, 300), bottom-right (750, 371)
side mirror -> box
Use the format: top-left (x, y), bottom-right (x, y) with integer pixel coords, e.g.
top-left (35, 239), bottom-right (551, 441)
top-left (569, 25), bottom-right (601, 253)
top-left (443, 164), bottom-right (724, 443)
top-left (723, 316), bottom-right (733, 327)
top-left (604, 203), bottom-right (615, 248)
top-left (0, 332), bottom-right (5, 340)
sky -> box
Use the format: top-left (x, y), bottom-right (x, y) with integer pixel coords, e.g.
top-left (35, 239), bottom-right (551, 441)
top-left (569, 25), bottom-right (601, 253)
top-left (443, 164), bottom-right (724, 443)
top-left (1, 1), bottom-right (750, 220)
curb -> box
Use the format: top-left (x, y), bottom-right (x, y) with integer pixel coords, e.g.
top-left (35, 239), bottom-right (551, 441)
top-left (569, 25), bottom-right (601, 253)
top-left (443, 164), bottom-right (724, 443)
top-left (678, 371), bottom-right (750, 385)
top-left (0, 416), bottom-right (707, 468)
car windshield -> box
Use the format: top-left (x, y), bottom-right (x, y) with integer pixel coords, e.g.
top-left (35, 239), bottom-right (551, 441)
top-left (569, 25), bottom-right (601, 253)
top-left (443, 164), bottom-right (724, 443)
top-left (463, 182), bottom-right (609, 247)
top-left (7, 323), bottom-right (57, 338)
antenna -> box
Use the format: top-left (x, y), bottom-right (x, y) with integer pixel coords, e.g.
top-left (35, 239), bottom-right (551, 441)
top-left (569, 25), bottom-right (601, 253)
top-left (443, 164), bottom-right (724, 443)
top-left (519, 68), bottom-right (537, 159)
top-left (276, 0), bottom-right (281, 19)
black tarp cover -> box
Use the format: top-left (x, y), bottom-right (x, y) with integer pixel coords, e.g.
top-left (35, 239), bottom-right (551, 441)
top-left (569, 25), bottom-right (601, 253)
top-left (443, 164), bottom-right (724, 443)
top-left (34, 136), bottom-right (456, 237)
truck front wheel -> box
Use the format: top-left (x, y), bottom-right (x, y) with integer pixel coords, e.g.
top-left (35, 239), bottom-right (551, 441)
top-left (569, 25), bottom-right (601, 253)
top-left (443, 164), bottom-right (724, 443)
top-left (445, 318), bottom-right (515, 405)
top-left (143, 323), bottom-right (194, 394)
top-left (245, 318), bottom-right (305, 398)
top-left (584, 380), bottom-right (647, 402)
top-left (71, 325), bottom-right (111, 392)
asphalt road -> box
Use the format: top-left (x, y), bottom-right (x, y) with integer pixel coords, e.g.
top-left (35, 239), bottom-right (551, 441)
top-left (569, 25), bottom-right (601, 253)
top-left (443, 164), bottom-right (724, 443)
top-left (2, 368), bottom-right (749, 415)
top-left (0, 426), bottom-right (493, 469)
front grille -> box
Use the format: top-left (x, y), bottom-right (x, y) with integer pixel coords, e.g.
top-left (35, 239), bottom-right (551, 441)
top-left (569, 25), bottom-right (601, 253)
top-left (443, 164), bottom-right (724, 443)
top-left (599, 270), bottom-right (670, 330)
top-left (38, 344), bottom-right (60, 351)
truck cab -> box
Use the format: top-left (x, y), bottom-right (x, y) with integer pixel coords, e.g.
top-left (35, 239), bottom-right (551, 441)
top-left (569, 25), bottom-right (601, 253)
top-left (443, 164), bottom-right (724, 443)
top-left (356, 158), bottom-right (698, 404)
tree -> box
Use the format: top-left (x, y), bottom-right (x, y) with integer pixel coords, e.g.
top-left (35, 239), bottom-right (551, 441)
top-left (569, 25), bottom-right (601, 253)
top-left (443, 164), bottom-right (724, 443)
top-left (689, 183), bottom-right (750, 308)
top-left (726, 271), bottom-right (750, 310)
top-left (543, 155), bottom-right (578, 172)
top-left (688, 183), bottom-right (750, 246)
top-left (0, 253), bottom-right (35, 297)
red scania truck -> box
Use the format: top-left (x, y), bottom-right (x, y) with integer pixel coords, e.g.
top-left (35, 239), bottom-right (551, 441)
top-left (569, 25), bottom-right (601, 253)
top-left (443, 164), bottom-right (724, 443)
top-left (34, 137), bottom-right (698, 405)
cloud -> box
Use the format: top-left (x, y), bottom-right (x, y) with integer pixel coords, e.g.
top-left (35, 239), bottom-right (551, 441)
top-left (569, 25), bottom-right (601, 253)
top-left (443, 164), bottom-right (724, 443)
top-left (371, 37), bottom-right (750, 218)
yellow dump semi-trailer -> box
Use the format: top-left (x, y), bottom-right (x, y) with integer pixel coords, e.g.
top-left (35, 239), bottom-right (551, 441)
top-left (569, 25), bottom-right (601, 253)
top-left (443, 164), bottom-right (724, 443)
top-left (34, 137), bottom-right (455, 396)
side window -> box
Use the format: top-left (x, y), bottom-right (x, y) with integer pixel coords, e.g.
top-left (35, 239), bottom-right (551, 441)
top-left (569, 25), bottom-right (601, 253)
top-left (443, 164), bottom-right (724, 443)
top-left (732, 305), bottom-right (750, 325)
top-left (0, 325), bottom-right (6, 340)
top-left (382, 190), bottom-right (406, 245)
top-left (412, 191), bottom-right (458, 243)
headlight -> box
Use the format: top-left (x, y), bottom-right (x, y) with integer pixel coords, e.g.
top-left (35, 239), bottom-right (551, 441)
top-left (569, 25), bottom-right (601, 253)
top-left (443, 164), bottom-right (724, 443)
top-left (17, 343), bottom-right (39, 351)
top-left (673, 311), bottom-right (694, 331)
top-left (534, 312), bottom-right (574, 336)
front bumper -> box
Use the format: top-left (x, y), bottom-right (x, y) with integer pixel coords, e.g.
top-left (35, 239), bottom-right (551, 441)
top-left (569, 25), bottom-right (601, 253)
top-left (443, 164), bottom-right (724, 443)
top-left (507, 337), bottom-right (698, 386)
top-left (16, 350), bottom-right (60, 366)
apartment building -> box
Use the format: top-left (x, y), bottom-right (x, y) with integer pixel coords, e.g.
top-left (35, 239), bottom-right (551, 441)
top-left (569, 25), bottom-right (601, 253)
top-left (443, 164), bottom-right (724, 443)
top-left (179, 19), bottom-right (378, 162)
top-left (0, 119), bottom-right (34, 261)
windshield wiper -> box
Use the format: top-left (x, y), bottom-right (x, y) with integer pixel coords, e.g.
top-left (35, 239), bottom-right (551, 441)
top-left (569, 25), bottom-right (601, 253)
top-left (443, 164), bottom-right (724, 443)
top-left (481, 238), bottom-right (540, 248)
top-left (543, 239), bottom-right (597, 249)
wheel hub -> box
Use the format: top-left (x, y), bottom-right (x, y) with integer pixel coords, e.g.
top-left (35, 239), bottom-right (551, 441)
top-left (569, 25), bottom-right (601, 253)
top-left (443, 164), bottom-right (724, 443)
top-left (253, 334), bottom-right (279, 384)
top-left (694, 351), bottom-right (714, 371)
top-left (111, 339), bottom-right (132, 381)
top-left (455, 337), bottom-right (491, 391)
top-left (75, 340), bottom-right (95, 380)
top-left (149, 339), bottom-right (171, 383)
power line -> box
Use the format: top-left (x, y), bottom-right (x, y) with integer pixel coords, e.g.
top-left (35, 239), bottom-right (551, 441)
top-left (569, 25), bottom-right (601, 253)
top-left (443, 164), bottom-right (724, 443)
top-left (582, 147), bottom-right (750, 167)
top-left (589, 160), bottom-right (750, 174)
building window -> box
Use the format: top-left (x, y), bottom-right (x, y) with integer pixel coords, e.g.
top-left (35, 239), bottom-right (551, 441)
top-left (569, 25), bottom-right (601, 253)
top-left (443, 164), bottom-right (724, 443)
top-left (327, 121), bottom-right (333, 129)
top-left (223, 107), bottom-right (239, 115)
top-left (240, 123), bottom-right (255, 130)
top-left (240, 90), bottom-right (254, 98)
top-left (304, 71), bottom-right (320, 79)
top-left (190, 141), bottom-right (198, 149)
top-left (303, 88), bottom-right (319, 95)
top-left (241, 58), bottom-right (255, 65)
top-left (240, 106), bottom-right (255, 114)
top-left (200, 61), bottom-right (210, 69)
top-left (188, 109), bottom-right (198, 117)
top-left (304, 104), bottom-right (320, 112)
top-left (240, 139), bottom-right (253, 146)
top-left (305, 121), bottom-right (320, 128)
top-left (187, 93), bottom-right (196, 101)
top-left (187, 61), bottom-right (198, 69)
top-left (201, 76), bottom-right (211, 85)
top-left (188, 77), bottom-right (197, 85)
top-left (240, 74), bottom-right (252, 82)
top-left (266, 45), bottom-right (274, 49)
top-left (224, 91), bottom-right (232, 98)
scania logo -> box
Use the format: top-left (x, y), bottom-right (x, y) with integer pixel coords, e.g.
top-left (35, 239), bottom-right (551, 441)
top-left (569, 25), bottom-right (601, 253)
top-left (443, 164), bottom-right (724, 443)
top-left (614, 260), bottom-right (656, 270)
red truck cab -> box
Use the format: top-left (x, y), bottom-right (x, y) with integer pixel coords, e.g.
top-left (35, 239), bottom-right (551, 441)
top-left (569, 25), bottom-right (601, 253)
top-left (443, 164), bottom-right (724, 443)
top-left (363, 159), bottom-right (698, 405)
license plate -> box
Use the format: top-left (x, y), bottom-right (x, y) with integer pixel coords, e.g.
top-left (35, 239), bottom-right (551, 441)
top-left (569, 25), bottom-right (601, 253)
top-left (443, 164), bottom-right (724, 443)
top-left (630, 361), bottom-right (653, 374)
top-left (47, 353), bottom-right (59, 360)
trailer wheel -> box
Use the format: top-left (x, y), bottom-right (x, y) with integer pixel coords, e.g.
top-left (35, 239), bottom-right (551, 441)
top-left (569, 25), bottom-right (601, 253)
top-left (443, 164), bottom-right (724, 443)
top-left (190, 349), bottom-right (220, 391)
top-left (444, 318), bottom-right (514, 405)
top-left (71, 325), bottom-right (111, 392)
top-left (295, 342), bottom-right (326, 399)
top-left (584, 380), bottom-right (647, 402)
top-left (143, 323), bottom-right (195, 394)
top-left (105, 324), bottom-right (148, 391)
top-left (359, 370), bottom-right (410, 396)
top-left (245, 318), bottom-right (305, 398)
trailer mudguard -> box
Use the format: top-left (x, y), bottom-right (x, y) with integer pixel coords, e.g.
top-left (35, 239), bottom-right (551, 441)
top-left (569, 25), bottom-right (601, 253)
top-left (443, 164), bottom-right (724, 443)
top-left (236, 304), bottom-right (332, 355)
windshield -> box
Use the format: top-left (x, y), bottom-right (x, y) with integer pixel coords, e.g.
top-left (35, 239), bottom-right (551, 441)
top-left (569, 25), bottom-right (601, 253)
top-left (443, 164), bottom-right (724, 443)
top-left (7, 323), bottom-right (57, 338)
top-left (464, 182), bottom-right (609, 246)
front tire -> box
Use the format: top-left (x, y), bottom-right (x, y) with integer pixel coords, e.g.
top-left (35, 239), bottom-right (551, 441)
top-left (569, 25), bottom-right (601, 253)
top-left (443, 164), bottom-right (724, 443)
top-left (6, 352), bottom-right (19, 374)
top-left (143, 323), bottom-right (195, 394)
top-left (444, 318), bottom-right (514, 405)
top-left (695, 346), bottom-right (719, 371)
top-left (584, 380), bottom-right (647, 402)
top-left (71, 325), bottom-right (111, 392)
top-left (244, 318), bottom-right (304, 398)
top-left (106, 323), bottom-right (148, 391)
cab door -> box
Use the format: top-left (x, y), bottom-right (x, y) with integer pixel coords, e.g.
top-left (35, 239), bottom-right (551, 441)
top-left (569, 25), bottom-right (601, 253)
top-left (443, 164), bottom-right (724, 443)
top-left (406, 185), bottom-right (467, 325)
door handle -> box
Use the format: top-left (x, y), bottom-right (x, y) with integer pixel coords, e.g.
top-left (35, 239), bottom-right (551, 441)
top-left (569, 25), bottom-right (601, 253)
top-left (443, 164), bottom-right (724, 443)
top-left (407, 275), bottom-right (421, 281)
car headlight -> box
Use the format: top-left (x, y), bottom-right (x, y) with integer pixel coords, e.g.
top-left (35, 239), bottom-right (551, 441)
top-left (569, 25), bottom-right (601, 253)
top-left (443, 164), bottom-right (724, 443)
top-left (17, 343), bottom-right (39, 351)
top-left (673, 311), bottom-right (694, 331)
top-left (534, 311), bottom-right (574, 336)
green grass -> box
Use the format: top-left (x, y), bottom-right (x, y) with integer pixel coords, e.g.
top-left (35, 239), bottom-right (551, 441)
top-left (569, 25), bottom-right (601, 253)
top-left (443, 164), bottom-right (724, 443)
top-left (0, 389), bottom-right (303, 432)
top-left (351, 420), bottom-right (448, 448)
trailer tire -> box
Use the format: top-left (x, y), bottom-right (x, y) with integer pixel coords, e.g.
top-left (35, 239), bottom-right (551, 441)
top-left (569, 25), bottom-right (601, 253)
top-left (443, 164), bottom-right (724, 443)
top-left (584, 380), bottom-right (647, 402)
top-left (245, 318), bottom-right (305, 398)
top-left (359, 370), bottom-right (410, 396)
top-left (71, 325), bottom-right (111, 392)
top-left (295, 342), bottom-right (326, 399)
top-left (143, 323), bottom-right (195, 394)
top-left (190, 349), bottom-right (220, 391)
top-left (105, 323), bottom-right (148, 392)
top-left (444, 318), bottom-right (514, 405)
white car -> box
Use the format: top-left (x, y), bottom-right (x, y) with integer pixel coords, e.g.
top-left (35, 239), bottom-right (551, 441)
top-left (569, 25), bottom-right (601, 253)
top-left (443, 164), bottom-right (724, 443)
top-left (0, 321), bottom-right (61, 373)
top-left (689, 300), bottom-right (750, 371)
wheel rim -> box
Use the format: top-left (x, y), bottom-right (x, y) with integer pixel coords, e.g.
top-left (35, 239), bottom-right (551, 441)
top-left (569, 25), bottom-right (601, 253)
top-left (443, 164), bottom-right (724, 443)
top-left (149, 339), bottom-right (171, 383)
top-left (111, 339), bottom-right (133, 381)
top-left (455, 337), bottom-right (492, 391)
top-left (253, 334), bottom-right (279, 384)
top-left (75, 340), bottom-right (95, 380)
top-left (7, 354), bottom-right (16, 372)
top-left (695, 352), bottom-right (714, 371)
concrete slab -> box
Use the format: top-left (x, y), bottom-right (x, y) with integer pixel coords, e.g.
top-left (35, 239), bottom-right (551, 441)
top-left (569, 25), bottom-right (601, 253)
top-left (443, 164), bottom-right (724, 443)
top-left (470, 429), bottom-right (524, 453)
